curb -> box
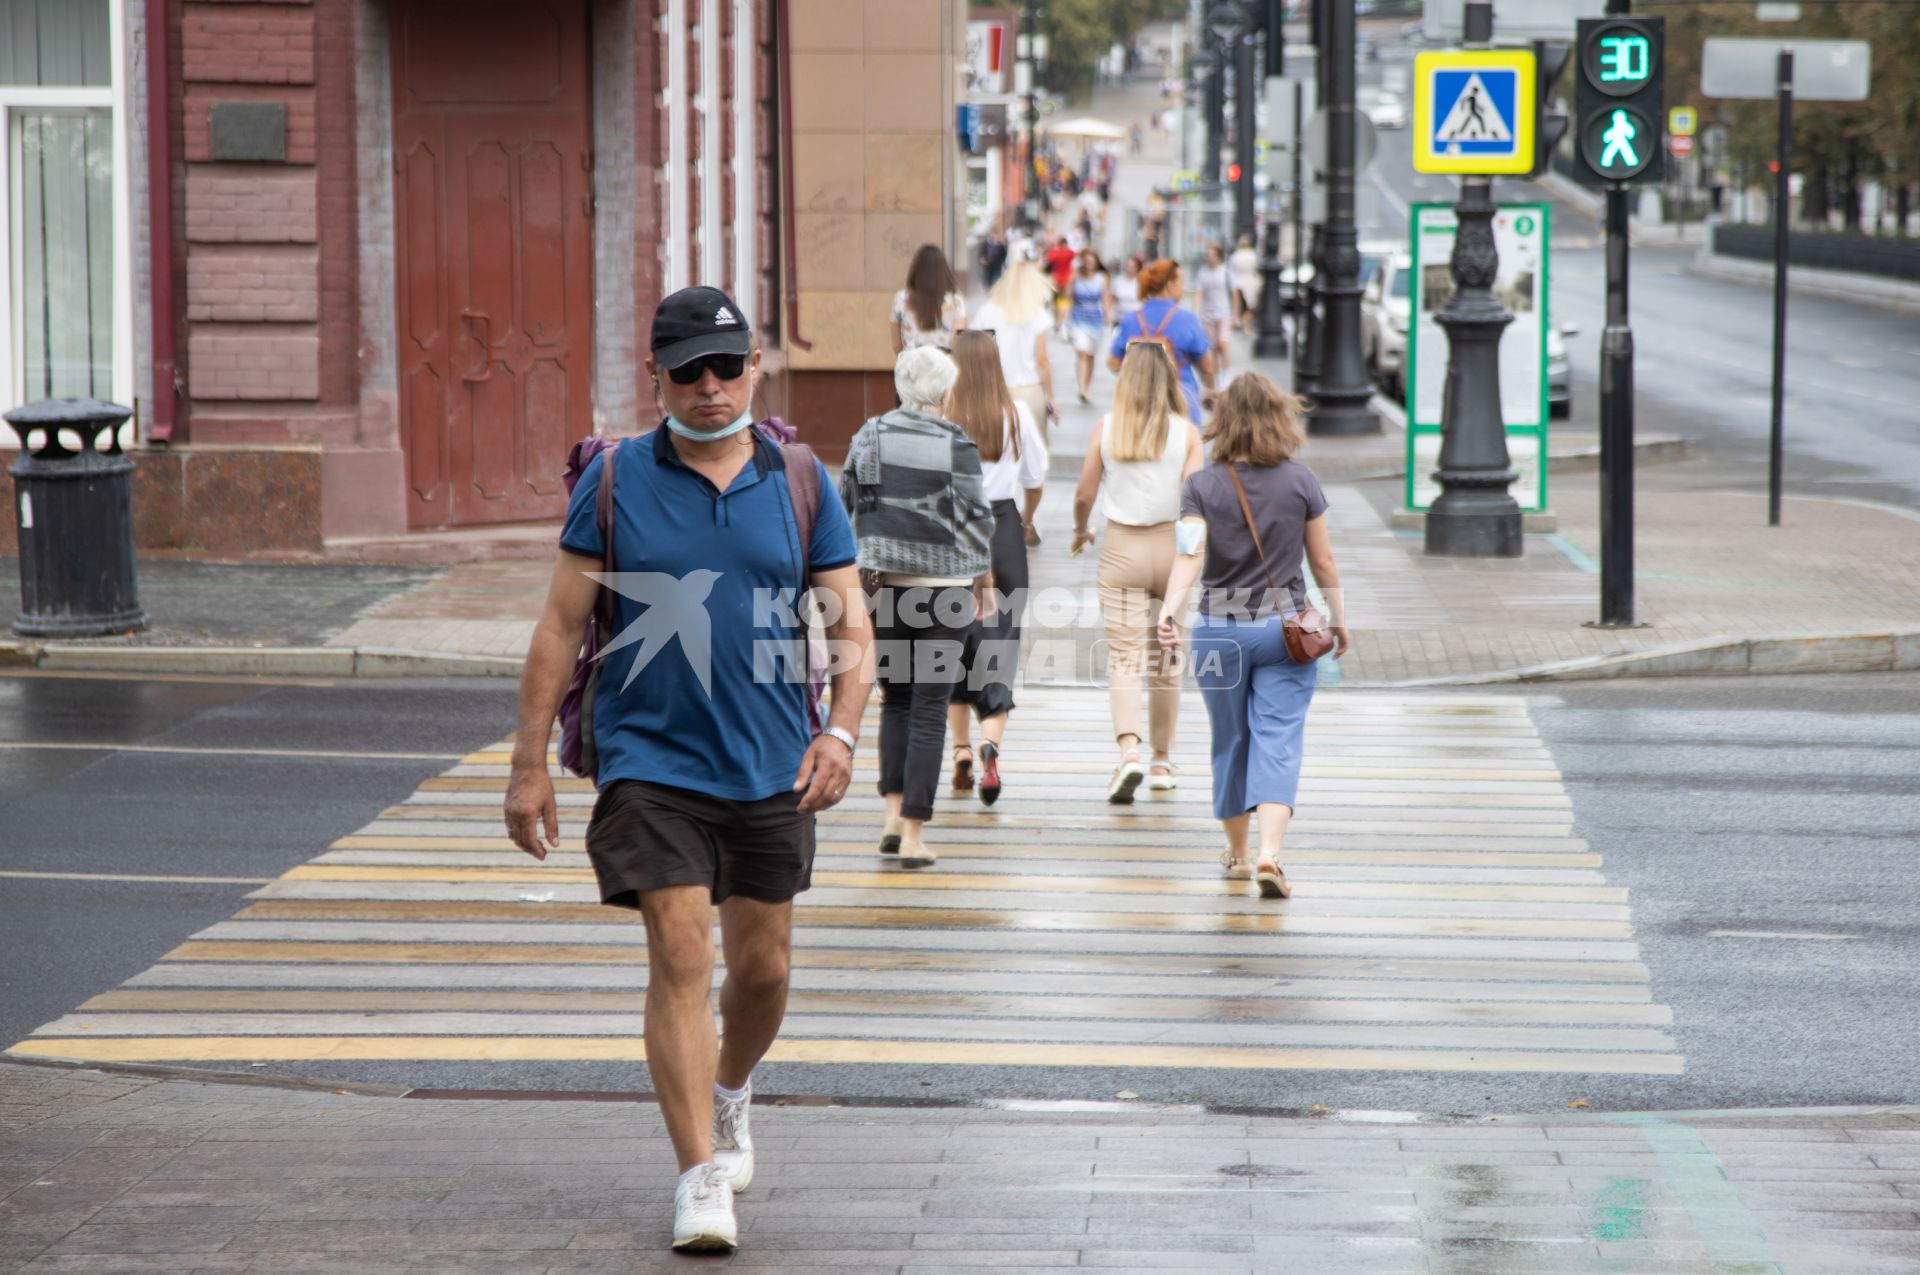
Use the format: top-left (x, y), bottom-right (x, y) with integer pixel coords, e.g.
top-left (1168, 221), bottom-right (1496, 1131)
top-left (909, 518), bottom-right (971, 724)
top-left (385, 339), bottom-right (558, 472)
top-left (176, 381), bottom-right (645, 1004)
top-left (0, 642), bottom-right (522, 679)
top-left (1344, 628), bottom-right (1920, 688)
top-left (1689, 248), bottom-right (1920, 317)
top-left (6, 631), bottom-right (1915, 687)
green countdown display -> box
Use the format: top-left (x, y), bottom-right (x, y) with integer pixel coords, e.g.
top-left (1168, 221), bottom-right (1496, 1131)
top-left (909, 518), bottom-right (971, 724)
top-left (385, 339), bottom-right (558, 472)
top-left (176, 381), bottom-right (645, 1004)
top-left (1598, 35), bottom-right (1649, 85)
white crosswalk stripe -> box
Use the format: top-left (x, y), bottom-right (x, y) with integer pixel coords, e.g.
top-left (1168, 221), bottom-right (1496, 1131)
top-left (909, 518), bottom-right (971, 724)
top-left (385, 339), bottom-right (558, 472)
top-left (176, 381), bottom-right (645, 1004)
top-left (9, 688), bottom-right (1681, 1077)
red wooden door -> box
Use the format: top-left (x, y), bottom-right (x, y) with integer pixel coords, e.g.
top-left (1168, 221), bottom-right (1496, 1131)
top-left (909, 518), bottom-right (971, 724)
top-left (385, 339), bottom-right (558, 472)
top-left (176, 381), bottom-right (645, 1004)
top-left (392, 0), bottom-right (594, 528)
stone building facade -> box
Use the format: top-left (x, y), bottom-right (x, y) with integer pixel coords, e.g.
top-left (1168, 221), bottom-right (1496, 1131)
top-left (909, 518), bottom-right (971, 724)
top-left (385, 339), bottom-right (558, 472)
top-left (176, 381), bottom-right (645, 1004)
top-left (0, 0), bottom-right (965, 553)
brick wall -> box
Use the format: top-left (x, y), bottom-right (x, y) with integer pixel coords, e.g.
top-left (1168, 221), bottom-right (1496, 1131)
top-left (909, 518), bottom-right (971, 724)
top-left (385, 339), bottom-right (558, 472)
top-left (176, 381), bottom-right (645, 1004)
top-left (187, 249), bottom-right (320, 321)
top-left (176, 0), bottom-right (341, 445)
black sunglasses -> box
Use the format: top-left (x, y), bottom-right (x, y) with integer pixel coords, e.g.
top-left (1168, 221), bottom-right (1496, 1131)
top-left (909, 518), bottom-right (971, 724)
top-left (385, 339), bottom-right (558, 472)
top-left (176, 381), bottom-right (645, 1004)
top-left (665, 353), bottom-right (748, 385)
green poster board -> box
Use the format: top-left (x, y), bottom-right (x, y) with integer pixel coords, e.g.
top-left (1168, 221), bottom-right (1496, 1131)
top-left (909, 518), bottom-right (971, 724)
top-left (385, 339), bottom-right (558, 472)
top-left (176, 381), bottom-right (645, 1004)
top-left (1404, 202), bottom-right (1551, 513)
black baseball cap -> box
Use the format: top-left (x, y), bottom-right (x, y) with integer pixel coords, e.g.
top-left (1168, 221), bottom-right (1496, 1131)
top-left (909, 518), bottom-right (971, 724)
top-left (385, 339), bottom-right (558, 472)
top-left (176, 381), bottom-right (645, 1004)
top-left (651, 286), bottom-right (752, 369)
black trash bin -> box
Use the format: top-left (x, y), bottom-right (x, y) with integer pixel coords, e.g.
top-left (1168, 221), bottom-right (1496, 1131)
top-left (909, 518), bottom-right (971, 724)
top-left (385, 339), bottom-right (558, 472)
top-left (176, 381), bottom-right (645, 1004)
top-left (6, 398), bottom-right (148, 637)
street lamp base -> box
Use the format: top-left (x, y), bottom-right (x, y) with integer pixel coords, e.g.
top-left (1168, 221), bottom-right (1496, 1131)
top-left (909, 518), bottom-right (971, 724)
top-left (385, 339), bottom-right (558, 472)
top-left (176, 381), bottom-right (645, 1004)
top-left (1305, 396), bottom-right (1380, 436)
top-left (1424, 491), bottom-right (1523, 557)
top-left (1253, 333), bottom-right (1289, 359)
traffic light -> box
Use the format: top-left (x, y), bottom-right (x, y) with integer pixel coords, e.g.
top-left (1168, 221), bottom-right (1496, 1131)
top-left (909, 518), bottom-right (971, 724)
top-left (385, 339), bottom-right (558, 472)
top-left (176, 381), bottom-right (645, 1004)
top-left (1227, 162), bottom-right (1243, 185)
top-left (1529, 40), bottom-right (1570, 178)
top-left (1573, 16), bottom-right (1664, 185)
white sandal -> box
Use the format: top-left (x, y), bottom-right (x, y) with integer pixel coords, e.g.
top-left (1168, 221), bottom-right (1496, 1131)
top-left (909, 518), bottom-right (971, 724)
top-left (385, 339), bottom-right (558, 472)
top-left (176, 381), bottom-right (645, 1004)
top-left (1149, 760), bottom-right (1179, 791)
top-left (1219, 850), bottom-right (1252, 881)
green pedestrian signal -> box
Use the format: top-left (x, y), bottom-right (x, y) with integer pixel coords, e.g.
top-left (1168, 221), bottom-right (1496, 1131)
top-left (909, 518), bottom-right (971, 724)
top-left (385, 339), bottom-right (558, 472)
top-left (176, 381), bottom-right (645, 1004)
top-left (1580, 103), bottom-right (1653, 179)
top-left (1597, 36), bottom-right (1648, 84)
top-left (1600, 110), bottom-right (1639, 168)
top-left (1574, 17), bottom-right (1664, 185)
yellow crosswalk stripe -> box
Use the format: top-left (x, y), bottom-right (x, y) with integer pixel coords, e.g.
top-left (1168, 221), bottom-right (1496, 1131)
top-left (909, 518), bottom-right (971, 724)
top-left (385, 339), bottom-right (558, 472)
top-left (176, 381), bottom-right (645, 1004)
top-left (4, 687), bottom-right (1680, 1077)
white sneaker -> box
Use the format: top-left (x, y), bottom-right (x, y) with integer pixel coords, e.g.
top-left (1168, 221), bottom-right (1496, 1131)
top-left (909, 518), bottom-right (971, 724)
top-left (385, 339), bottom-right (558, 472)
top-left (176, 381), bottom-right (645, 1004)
top-left (1107, 755), bottom-right (1146, 805)
top-left (671, 1163), bottom-right (738, 1253)
top-left (897, 841), bottom-right (937, 869)
top-left (713, 1087), bottom-right (755, 1193)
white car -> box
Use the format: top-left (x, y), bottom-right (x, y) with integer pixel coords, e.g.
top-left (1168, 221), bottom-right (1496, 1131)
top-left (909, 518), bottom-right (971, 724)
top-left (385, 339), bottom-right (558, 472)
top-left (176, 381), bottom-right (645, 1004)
top-left (1360, 251), bottom-right (1412, 400)
top-left (1367, 92), bottom-right (1408, 131)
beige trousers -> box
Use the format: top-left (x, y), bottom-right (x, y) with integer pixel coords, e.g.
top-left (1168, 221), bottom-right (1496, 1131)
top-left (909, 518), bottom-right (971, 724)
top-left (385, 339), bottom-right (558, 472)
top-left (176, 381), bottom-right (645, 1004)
top-left (1096, 521), bottom-right (1185, 754)
top-left (1008, 382), bottom-right (1049, 442)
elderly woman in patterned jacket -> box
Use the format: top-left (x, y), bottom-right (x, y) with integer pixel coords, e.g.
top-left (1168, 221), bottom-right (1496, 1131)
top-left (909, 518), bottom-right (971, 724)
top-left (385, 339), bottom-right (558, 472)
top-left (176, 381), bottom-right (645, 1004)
top-left (840, 346), bottom-right (996, 870)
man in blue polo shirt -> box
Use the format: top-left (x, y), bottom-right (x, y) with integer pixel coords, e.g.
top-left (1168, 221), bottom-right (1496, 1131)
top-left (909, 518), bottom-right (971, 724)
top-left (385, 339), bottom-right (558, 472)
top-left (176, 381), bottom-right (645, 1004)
top-left (504, 287), bottom-right (871, 1255)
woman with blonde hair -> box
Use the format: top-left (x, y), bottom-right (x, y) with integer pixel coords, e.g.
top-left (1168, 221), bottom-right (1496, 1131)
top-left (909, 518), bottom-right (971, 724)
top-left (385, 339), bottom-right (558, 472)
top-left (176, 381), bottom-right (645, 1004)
top-left (1073, 344), bottom-right (1205, 804)
top-left (1157, 373), bottom-right (1350, 899)
top-left (943, 330), bottom-right (1048, 805)
top-left (972, 254), bottom-right (1057, 440)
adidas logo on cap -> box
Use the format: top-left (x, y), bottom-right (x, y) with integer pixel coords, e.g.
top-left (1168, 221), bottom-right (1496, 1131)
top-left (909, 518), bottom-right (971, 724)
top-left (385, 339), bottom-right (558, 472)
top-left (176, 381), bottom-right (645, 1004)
top-left (714, 307), bottom-right (738, 326)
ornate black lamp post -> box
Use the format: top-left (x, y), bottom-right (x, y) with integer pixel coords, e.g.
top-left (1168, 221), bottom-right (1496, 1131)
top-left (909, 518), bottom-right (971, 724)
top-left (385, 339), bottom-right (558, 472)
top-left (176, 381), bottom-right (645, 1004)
top-left (1304, 0), bottom-right (1377, 434)
top-left (1424, 1), bottom-right (1522, 555)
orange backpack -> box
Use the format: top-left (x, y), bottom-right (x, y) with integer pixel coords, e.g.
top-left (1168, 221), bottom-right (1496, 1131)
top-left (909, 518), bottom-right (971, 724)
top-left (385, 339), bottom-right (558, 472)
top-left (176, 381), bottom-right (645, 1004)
top-left (1125, 302), bottom-right (1178, 365)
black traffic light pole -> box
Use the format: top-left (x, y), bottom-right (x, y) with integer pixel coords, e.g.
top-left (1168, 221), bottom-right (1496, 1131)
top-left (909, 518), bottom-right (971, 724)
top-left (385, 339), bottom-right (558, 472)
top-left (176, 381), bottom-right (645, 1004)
top-left (1767, 49), bottom-right (1793, 528)
top-left (1591, 0), bottom-right (1651, 626)
top-left (1295, 0), bottom-right (1326, 398)
top-left (1234, 18), bottom-right (1258, 244)
top-left (1253, 0), bottom-right (1291, 359)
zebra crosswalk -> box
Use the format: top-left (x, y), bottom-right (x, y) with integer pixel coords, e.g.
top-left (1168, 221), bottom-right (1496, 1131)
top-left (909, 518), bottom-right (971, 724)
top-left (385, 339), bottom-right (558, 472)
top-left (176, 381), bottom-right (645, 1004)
top-left (8, 689), bottom-right (1682, 1079)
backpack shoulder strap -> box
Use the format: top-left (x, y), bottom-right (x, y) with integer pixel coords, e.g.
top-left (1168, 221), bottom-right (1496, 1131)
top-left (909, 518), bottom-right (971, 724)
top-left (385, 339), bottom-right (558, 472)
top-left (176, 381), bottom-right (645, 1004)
top-left (779, 440), bottom-right (822, 582)
top-left (1149, 302), bottom-right (1176, 339)
top-left (593, 440), bottom-right (622, 625)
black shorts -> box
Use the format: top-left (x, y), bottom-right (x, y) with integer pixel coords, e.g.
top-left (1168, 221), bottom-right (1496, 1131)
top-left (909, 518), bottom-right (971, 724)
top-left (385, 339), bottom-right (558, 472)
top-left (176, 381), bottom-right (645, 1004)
top-left (584, 780), bottom-right (815, 908)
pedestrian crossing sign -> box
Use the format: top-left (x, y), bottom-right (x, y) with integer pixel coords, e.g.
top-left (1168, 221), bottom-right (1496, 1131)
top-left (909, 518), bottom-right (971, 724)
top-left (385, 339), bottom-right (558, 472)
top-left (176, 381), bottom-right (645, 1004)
top-left (1413, 50), bottom-right (1536, 174)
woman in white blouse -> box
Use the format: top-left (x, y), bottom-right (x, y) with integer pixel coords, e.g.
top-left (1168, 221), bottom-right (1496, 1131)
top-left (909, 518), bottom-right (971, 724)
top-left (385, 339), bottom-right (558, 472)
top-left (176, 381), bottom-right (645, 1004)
top-left (1072, 344), bottom-right (1205, 804)
top-left (971, 255), bottom-right (1057, 444)
top-left (943, 330), bottom-right (1049, 807)
top-left (891, 244), bottom-right (966, 353)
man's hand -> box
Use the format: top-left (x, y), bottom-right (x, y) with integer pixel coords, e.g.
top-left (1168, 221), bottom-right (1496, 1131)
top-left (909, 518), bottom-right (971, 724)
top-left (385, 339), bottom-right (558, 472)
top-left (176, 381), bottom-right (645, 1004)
top-left (793, 734), bottom-right (854, 813)
top-left (504, 762), bottom-right (560, 860)
top-left (1331, 625), bottom-right (1352, 660)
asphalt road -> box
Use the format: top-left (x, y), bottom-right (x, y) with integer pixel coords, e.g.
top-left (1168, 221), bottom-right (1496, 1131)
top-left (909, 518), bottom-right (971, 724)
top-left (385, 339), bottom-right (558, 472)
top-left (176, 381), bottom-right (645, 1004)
top-left (4, 670), bottom-right (1916, 1114)
top-left (0, 673), bottom-right (517, 1054)
top-left (1359, 39), bottom-right (1920, 512)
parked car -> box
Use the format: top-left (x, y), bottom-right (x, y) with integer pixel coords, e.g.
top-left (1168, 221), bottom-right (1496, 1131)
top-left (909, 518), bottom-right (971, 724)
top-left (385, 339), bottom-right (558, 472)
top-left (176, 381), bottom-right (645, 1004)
top-left (1547, 322), bottom-right (1576, 418)
top-left (1360, 251), bottom-right (1412, 400)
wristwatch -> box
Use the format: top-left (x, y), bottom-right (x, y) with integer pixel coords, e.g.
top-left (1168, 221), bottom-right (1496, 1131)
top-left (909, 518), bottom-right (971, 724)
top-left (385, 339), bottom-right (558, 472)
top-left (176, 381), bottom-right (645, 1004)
top-left (821, 725), bottom-right (858, 756)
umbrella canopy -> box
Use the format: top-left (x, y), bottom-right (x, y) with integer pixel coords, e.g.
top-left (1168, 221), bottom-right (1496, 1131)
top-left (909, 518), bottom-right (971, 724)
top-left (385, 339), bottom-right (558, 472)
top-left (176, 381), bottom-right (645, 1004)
top-left (1046, 116), bottom-right (1128, 141)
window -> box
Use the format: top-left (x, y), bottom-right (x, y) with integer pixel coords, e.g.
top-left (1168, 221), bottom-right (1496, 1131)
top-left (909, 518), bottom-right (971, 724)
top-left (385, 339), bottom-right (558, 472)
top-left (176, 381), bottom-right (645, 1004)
top-left (1389, 267), bottom-right (1410, 299)
top-left (1, 0), bottom-right (128, 418)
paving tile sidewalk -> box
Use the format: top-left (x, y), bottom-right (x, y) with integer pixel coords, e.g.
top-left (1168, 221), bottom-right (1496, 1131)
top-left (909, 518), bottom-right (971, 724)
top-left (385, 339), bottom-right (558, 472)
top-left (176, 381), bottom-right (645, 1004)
top-left (4, 1061), bottom-right (1919, 1273)
top-left (301, 449), bottom-right (1920, 686)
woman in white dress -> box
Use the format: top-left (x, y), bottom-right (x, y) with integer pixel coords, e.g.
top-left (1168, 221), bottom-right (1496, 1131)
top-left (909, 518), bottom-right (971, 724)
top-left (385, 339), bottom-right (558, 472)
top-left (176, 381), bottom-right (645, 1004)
top-left (1195, 242), bottom-right (1236, 373)
top-left (891, 244), bottom-right (966, 354)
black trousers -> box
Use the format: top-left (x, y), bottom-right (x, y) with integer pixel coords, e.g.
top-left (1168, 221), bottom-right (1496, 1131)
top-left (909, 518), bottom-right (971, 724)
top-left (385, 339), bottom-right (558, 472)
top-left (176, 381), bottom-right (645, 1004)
top-left (952, 500), bottom-right (1030, 721)
top-left (876, 587), bottom-right (975, 822)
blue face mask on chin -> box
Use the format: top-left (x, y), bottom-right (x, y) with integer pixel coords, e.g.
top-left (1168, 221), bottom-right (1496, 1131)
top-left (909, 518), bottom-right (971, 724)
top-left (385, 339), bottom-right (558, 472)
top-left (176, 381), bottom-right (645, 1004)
top-left (666, 410), bottom-right (754, 441)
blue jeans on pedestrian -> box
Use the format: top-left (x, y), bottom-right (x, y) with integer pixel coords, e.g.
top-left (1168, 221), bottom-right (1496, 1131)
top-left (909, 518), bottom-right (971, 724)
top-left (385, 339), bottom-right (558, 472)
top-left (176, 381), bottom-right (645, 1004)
top-left (1191, 615), bottom-right (1317, 821)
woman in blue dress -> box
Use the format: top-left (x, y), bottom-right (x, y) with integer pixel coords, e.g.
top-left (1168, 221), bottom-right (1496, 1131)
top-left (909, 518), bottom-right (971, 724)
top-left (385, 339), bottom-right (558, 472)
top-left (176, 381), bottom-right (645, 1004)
top-left (1067, 249), bottom-right (1112, 405)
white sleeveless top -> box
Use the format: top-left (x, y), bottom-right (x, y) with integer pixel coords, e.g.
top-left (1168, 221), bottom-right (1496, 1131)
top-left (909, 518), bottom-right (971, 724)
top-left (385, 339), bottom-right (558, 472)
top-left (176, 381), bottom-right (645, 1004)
top-left (1099, 413), bottom-right (1188, 527)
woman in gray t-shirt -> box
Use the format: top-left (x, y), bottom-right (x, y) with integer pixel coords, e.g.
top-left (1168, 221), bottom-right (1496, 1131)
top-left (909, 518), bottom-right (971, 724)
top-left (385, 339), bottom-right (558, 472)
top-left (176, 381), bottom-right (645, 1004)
top-left (1157, 373), bottom-right (1350, 899)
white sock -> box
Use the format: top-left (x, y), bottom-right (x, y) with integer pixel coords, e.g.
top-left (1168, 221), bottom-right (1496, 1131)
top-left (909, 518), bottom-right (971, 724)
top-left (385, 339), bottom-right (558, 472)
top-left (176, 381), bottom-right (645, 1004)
top-left (679, 1162), bottom-right (712, 1188)
top-left (715, 1079), bottom-right (749, 1102)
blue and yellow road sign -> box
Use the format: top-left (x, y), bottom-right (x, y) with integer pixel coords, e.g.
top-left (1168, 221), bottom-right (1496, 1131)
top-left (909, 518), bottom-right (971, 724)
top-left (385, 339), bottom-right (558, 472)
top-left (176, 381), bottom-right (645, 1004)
top-left (1413, 50), bottom-right (1537, 175)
